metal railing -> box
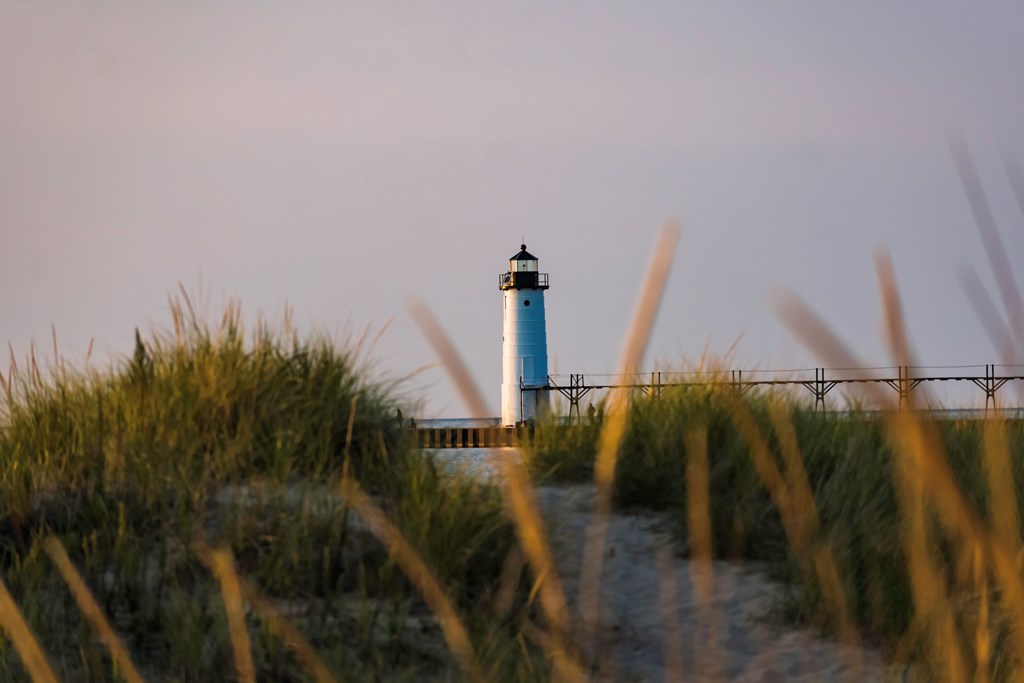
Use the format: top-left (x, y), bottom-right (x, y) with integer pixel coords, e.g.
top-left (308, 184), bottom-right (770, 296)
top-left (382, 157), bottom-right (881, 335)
top-left (498, 272), bottom-right (550, 290)
top-left (524, 365), bottom-right (1024, 420)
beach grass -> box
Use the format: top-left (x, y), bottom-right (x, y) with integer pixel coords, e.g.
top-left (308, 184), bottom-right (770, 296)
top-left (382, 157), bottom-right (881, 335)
top-left (523, 375), bottom-right (1024, 679)
top-left (0, 297), bottom-right (535, 681)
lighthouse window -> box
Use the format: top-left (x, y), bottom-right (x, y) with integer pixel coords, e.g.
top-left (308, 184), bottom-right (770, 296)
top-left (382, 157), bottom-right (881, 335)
top-left (524, 299), bottom-right (531, 307)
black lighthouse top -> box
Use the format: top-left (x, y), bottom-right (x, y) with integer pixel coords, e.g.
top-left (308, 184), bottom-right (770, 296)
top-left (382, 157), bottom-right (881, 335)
top-left (511, 244), bottom-right (536, 261)
top-left (499, 243), bottom-right (550, 290)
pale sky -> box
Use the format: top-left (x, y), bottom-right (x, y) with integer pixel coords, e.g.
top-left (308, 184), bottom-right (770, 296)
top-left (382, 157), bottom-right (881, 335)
top-left (3, 2), bottom-right (1024, 415)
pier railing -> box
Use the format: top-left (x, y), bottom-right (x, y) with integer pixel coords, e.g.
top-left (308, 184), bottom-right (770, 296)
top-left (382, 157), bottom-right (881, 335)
top-left (411, 365), bottom-right (1024, 447)
top-left (530, 364), bottom-right (1024, 421)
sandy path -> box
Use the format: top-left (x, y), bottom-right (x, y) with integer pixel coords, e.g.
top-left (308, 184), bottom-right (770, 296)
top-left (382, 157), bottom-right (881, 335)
top-left (534, 484), bottom-right (892, 682)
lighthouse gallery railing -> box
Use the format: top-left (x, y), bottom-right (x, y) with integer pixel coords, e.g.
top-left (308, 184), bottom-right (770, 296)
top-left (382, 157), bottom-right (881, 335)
top-left (498, 272), bottom-right (549, 289)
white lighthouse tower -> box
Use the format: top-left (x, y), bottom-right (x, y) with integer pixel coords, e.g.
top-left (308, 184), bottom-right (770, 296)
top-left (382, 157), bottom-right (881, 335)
top-left (499, 244), bottom-right (550, 426)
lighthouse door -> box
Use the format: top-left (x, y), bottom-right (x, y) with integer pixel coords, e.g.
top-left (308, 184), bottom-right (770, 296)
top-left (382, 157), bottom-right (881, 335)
top-left (521, 358), bottom-right (534, 385)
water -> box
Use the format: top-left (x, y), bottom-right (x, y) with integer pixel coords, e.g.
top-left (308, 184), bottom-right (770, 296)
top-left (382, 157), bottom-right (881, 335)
top-left (416, 418), bottom-right (502, 428)
top-left (412, 418), bottom-right (514, 479)
top-left (427, 446), bottom-right (518, 480)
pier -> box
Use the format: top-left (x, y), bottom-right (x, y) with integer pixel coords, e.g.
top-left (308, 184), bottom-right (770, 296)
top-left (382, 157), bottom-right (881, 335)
top-left (413, 424), bottom-right (521, 449)
top-left (413, 365), bottom-right (1024, 448)
top-left (536, 364), bottom-right (1024, 420)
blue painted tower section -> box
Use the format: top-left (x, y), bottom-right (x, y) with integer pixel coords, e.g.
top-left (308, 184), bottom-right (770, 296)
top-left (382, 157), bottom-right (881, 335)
top-left (499, 244), bottom-right (550, 426)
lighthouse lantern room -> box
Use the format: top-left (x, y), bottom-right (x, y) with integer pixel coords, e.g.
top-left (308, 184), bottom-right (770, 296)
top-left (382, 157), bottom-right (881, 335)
top-left (499, 244), bottom-right (550, 426)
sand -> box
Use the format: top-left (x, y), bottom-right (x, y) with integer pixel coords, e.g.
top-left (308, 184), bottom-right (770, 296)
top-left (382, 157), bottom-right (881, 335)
top-left (534, 484), bottom-right (893, 682)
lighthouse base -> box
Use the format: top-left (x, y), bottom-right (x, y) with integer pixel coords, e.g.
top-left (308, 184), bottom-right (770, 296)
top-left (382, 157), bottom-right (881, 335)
top-left (501, 384), bottom-right (550, 427)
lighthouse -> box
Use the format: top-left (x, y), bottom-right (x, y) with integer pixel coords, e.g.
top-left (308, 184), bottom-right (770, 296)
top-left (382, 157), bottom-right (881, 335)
top-left (499, 244), bottom-right (550, 426)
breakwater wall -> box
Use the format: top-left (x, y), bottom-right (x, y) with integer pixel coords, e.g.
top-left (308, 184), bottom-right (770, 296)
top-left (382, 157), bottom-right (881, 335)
top-left (413, 425), bottom-right (521, 448)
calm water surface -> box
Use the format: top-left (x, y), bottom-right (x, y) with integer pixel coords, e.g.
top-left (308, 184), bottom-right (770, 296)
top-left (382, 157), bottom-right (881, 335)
top-left (427, 447), bottom-right (518, 480)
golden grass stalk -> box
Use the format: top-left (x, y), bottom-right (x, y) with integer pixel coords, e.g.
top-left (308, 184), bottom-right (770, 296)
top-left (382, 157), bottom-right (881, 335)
top-left (779, 250), bottom-right (1024, 678)
top-left (7, 342), bottom-right (17, 377)
top-left (578, 220), bottom-right (680, 659)
top-left (959, 268), bottom-right (1016, 365)
top-left (343, 395), bottom-right (359, 463)
top-left (948, 133), bottom-right (1024, 351)
top-left (409, 226), bottom-right (679, 679)
top-left (776, 290), bottom-right (1017, 552)
top-left (43, 538), bottom-right (145, 683)
top-left (1004, 153), bottom-right (1024, 220)
top-left (887, 395), bottom-right (1024, 673)
top-left (767, 401), bottom-right (862, 657)
top-left (654, 544), bottom-right (685, 682)
top-left (782, 290), bottom-right (1007, 544)
top-left (728, 398), bottom-right (861, 662)
top-left (195, 545), bottom-right (256, 683)
top-left (337, 477), bottom-right (486, 683)
top-left (0, 575), bottom-right (58, 683)
top-left (168, 283), bottom-right (204, 343)
top-left (684, 426), bottom-right (712, 596)
top-left (493, 547), bottom-right (525, 618)
top-left (352, 321), bottom-right (375, 362)
top-left (981, 418), bottom-right (1019, 558)
top-left (407, 285), bottom-right (588, 680)
top-left (683, 424), bottom-right (721, 681)
top-left (497, 459), bottom-right (587, 683)
top-left (890, 410), bottom-right (968, 681)
top-left (405, 297), bottom-right (491, 418)
top-left (236, 576), bottom-right (339, 683)
top-left (368, 314), bottom-right (397, 353)
top-left (974, 543), bottom-right (990, 683)
top-left (519, 620), bottom-right (589, 681)
top-left (194, 541), bottom-right (340, 683)
top-left (877, 249), bottom-right (972, 679)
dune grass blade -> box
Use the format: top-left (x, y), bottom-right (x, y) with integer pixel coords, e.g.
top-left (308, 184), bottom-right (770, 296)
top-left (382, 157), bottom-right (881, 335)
top-left (406, 297), bottom-right (491, 418)
top-left (654, 544), bottom-right (685, 682)
top-left (498, 459), bottom-right (587, 683)
top-left (199, 546), bottom-right (256, 683)
top-left (893, 417), bottom-right (1024, 673)
top-left (974, 543), bottom-right (991, 683)
top-left (959, 268), bottom-right (1016, 365)
top-left (237, 576), bottom-right (339, 683)
top-left (774, 249), bottom-right (1024, 679)
top-left (0, 576), bottom-right (59, 683)
top-left (777, 290), bottom-right (1013, 547)
top-left (778, 252), bottom-right (1024, 677)
top-left (43, 538), bottom-right (145, 683)
top-left (875, 251), bottom-right (917, 378)
top-left (408, 286), bottom-right (588, 680)
top-left (891, 413), bottom-right (967, 681)
top-left (2, 300), bottom-right (521, 679)
top-left (889, 253), bottom-right (989, 676)
top-left (729, 397), bottom-right (864, 671)
top-left (579, 221), bottom-right (680, 661)
top-left (878, 249), bottom-right (975, 680)
top-left (766, 402), bottom-right (860, 651)
top-left (338, 477), bottom-right (485, 683)
top-left (948, 133), bottom-right (1024, 353)
top-left (774, 295), bottom-right (883, 410)
top-left (972, 418), bottom-right (1017, 682)
top-left (1002, 153), bottom-right (1024, 221)
top-left (683, 425), bottom-right (720, 680)
top-left (981, 419), bottom-right (1019, 558)
top-left (343, 395), bottom-right (359, 464)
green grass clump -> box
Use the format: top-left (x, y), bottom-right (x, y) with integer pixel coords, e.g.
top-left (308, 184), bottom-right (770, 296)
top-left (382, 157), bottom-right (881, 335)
top-left (529, 387), bottom-right (793, 556)
top-left (524, 384), bottom-right (1024, 677)
top-left (0, 305), bottom-right (534, 681)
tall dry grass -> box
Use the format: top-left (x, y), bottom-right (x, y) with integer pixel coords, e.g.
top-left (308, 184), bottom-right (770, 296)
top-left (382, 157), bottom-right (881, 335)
top-left (0, 294), bottom-right (530, 681)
